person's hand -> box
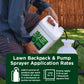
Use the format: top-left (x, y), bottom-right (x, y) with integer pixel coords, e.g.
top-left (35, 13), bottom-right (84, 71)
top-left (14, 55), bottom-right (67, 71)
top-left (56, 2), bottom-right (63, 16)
top-left (24, 42), bottom-right (39, 54)
top-left (47, 17), bottom-right (55, 26)
top-left (44, 7), bottom-right (59, 26)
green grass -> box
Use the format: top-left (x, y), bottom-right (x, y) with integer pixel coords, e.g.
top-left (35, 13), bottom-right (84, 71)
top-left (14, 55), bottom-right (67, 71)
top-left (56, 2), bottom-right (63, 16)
top-left (0, 29), bottom-right (84, 84)
top-left (0, 78), bottom-right (5, 84)
top-left (46, 29), bottom-right (84, 70)
top-left (45, 29), bottom-right (84, 84)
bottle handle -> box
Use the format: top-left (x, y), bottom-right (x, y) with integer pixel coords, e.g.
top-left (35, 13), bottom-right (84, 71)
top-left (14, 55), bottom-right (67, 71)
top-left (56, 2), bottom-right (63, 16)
top-left (47, 15), bottom-right (58, 28)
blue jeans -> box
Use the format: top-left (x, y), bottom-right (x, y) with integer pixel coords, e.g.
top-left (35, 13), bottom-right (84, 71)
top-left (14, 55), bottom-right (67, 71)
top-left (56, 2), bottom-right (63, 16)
top-left (0, 12), bottom-right (40, 79)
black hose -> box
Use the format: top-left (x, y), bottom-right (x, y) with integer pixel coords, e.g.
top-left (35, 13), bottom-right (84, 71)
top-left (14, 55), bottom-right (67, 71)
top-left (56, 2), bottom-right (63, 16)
top-left (73, 40), bottom-right (84, 49)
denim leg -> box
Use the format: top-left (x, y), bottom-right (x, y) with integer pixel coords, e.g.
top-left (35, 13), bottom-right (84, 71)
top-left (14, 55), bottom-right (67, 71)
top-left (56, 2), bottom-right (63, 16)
top-left (0, 63), bottom-right (6, 79)
top-left (24, 12), bottom-right (40, 33)
top-left (0, 36), bottom-right (23, 79)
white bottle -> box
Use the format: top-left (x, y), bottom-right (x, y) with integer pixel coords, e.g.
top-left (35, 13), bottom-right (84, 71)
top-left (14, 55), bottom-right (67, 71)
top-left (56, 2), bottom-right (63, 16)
top-left (11, 67), bottom-right (20, 82)
top-left (30, 15), bottom-right (64, 53)
top-left (57, 39), bottom-right (77, 54)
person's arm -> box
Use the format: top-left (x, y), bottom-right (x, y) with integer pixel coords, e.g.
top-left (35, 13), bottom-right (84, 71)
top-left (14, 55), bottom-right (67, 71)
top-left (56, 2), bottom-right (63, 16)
top-left (33, 0), bottom-right (51, 15)
top-left (8, 0), bottom-right (38, 54)
top-left (33, 0), bottom-right (58, 25)
top-left (24, 42), bottom-right (39, 54)
top-left (8, 0), bottom-right (32, 43)
top-left (44, 7), bottom-right (59, 24)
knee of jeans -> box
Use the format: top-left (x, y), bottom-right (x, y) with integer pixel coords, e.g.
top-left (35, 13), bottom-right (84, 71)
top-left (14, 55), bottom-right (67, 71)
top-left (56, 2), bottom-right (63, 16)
top-left (14, 46), bottom-right (23, 54)
top-left (24, 12), bottom-right (40, 28)
top-left (34, 13), bottom-right (40, 21)
top-left (7, 45), bottom-right (23, 54)
top-left (27, 12), bottom-right (40, 20)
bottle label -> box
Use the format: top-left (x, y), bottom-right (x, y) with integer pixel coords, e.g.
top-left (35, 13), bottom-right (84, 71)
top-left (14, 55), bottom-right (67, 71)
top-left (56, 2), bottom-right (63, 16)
top-left (32, 31), bottom-right (48, 50)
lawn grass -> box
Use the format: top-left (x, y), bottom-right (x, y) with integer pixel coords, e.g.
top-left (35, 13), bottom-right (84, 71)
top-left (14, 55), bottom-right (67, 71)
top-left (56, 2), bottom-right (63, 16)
top-left (0, 78), bottom-right (5, 84)
top-left (45, 29), bottom-right (84, 84)
top-left (0, 29), bottom-right (84, 84)
top-left (46, 29), bottom-right (84, 70)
